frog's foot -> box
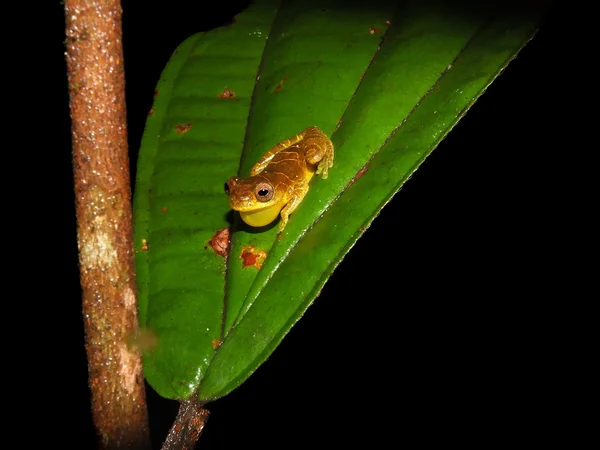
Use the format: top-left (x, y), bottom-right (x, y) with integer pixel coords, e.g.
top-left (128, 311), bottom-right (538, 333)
top-left (305, 133), bottom-right (334, 179)
top-left (277, 186), bottom-right (308, 233)
top-left (277, 214), bottom-right (289, 233)
top-left (315, 152), bottom-right (334, 179)
top-left (304, 127), bottom-right (333, 164)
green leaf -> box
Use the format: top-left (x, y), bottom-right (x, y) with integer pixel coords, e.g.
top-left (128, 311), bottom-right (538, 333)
top-left (133, 0), bottom-right (550, 401)
top-left (134, 0), bottom-right (281, 398)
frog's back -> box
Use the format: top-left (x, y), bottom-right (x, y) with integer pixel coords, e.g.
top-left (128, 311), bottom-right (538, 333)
top-left (262, 143), bottom-right (314, 182)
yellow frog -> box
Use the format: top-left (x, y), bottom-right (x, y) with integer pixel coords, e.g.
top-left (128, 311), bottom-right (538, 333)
top-left (225, 126), bottom-right (334, 232)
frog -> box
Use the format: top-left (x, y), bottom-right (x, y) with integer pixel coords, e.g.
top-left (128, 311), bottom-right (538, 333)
top-left (225, 126), bottom-right (334, 233)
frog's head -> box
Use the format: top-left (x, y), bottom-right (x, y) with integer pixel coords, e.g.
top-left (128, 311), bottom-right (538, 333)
top-left (225, 176), bottom-right (285, 227)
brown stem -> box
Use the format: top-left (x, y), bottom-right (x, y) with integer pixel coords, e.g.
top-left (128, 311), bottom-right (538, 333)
top-left (162, 400), bottom-right (210, 450)
top-left (64, 0), bottom-right (151, 448)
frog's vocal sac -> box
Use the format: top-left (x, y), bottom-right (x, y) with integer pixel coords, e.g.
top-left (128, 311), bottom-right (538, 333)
top-left (225, 126), bottom-right (334, 233)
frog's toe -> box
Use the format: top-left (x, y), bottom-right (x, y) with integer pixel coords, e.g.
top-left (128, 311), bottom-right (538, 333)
top-left (317, 158), bottom-right (332, 178)
top-left (317, 164), bottom-right (329, 179)
top-left (277, 217), bottom-right (288, 233)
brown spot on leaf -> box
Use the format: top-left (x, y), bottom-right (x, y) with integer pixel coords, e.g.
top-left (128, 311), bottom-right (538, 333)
top-left (369, 27), bottom-right (382, 34)
top-left (385, 20), bottom-right (392, 27)
top-left (345, 164), bottom-right (369, 189)
top-left (160, 207), bottom-right (168, 213)
top-left (274, 77), bottom-right (288, 93)
top-left (154, 90), bottom-right (159, 97)
top-left (209, 228), bottom-right (230, 258)
top-left (354, 165), bottom-right (368, 180)
top-left (148, 108), bottom-right (154, 117)
top-left (175, 122), bottom-right (193, 134)
top-left (141, 238), bottom-right (149, 252)
top-left (240, 245), bottom-right (267, 269)
top-left (211, 339), bottom-right (222, 349)
top-left (218, 87), bottom-right (236, 99)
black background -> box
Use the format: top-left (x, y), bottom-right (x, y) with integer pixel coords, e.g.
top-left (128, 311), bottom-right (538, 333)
top-left (56, 1), bottom-right (570, 448)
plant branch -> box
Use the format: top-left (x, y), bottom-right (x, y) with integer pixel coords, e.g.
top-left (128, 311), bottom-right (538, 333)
top-left (162, 400), bottom-right (210, 450)
top-left (64, 0), bottom-right (151, 448)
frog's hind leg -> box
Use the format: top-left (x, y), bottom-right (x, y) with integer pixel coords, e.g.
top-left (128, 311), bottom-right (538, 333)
top-left (277, 183), bottom-right (309, 233)
top-left (250, 129), bottom-right (308, 176)
top-left (302, 126), bottom-right (334, 179)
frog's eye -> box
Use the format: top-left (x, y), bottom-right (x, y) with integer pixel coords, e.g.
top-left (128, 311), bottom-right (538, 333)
top-left (254, 182), bottom-right (274, 202)
top-left (224, 177), bottom-right (238, 194)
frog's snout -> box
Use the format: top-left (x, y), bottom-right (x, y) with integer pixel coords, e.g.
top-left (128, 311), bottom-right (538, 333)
top-left (236, 193), bottom-right (252, 203)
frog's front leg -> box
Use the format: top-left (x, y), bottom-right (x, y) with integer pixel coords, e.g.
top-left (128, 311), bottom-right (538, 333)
top-left (301, 126), bottom-right (334, 179)
top-left (250, 130), bottom-right (307, 176)
top-left (278, 183), bottom-right (309, 233)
